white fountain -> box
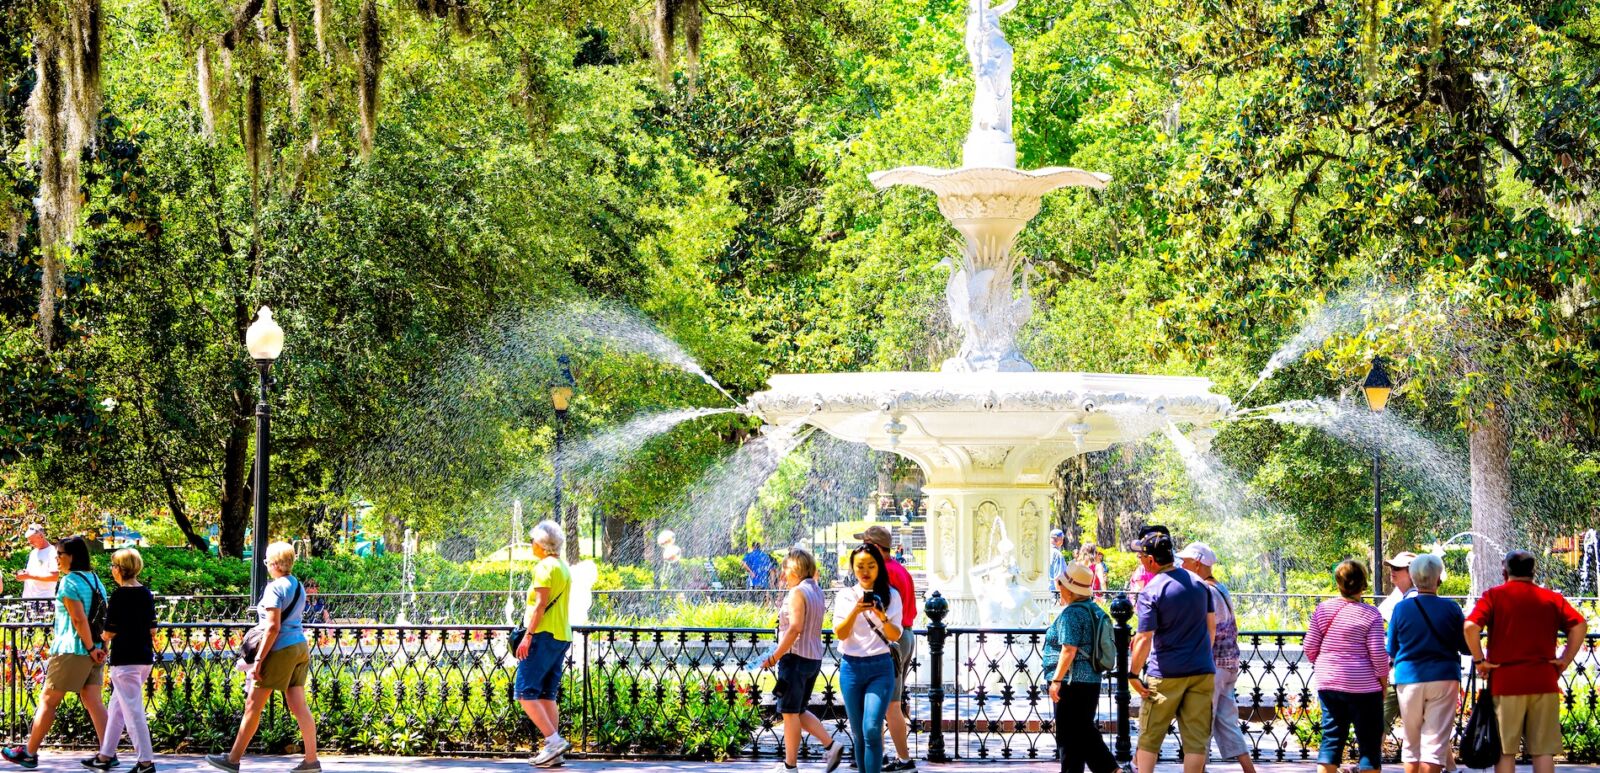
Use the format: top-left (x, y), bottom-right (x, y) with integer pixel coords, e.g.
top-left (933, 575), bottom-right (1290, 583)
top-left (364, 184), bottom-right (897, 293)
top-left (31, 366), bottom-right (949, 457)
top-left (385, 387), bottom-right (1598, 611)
top-left (748, 0), bottom-right (1232, 623)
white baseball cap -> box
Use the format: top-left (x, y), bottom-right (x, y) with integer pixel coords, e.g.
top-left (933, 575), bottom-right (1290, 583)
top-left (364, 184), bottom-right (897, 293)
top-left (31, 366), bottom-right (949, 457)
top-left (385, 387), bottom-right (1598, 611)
top-left (1176, 542), bottom-right (1218, 567)
top-left (24, 523), bottom-right (45, 537)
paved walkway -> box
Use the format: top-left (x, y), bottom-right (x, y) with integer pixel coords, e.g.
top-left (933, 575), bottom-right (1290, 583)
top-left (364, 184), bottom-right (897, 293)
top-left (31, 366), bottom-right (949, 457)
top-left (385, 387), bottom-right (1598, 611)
top-left (13, 756), bottom-right (1598, 773)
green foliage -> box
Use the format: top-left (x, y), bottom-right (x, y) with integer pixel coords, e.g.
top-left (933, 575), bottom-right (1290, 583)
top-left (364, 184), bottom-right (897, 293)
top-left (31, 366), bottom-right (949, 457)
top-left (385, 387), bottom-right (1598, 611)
top-left (584, 672), bottom-right (763, 759)
top-left (1563, 687), bottom-right (1600, 763)
top-left (1100, 548), bottom-right (1139, 591)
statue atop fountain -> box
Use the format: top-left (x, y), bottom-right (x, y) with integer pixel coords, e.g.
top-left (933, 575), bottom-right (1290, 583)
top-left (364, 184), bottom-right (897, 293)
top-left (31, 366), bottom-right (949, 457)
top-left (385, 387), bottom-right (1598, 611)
top-left (965, 0), bottom-right (1018, 168)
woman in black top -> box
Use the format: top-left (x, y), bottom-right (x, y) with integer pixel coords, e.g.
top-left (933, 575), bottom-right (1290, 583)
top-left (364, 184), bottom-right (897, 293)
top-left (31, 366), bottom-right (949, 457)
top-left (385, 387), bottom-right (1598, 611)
top-left (83, 549), bottom-right (157, 773)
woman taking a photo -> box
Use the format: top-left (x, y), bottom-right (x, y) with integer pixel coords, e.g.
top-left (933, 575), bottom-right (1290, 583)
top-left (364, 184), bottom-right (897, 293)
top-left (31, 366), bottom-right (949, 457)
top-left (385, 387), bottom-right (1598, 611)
top-left (1044, 562), bottom-right (1117, 773)
top-left (832, 543), bottom-right (902, 773)
top-left (762, 548), bottom-right (845, 773)
top-left (3, 536), bottom-right (109, 769)
top-left (1304, 560), bottom-right (1388, 773)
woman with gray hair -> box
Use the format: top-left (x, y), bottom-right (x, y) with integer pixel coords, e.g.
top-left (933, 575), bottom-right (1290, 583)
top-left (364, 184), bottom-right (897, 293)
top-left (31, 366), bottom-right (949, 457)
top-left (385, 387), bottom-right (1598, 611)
top-left (1386, 553), bottom-right (1468, 773)
top-left (517, 521), bottom-right (572, 767)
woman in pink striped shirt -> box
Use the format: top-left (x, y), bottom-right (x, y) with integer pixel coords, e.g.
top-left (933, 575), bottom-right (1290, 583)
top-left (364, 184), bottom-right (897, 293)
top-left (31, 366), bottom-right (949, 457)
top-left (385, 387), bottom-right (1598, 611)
top-left (1303, 560), bottom-right (1389, 773)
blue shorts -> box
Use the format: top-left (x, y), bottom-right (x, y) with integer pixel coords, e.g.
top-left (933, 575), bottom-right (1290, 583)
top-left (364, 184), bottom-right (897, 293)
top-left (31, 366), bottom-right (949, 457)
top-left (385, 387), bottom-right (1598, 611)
top-left (515, 632), bottom-right (570, 701)
top-left (773, 653), bottom-right (821, 714)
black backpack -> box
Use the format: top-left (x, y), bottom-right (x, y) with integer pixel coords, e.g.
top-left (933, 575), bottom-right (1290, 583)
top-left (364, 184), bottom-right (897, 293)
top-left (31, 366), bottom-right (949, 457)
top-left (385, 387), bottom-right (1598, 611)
top-left (71, 571), bottom-right (109, 645)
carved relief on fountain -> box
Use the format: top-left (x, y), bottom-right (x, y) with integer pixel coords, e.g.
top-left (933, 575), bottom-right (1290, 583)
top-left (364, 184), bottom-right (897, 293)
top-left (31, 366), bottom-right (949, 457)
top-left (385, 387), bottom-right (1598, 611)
top-left (1018, 499), bottom-right (1042, 581)
top-left (937, 501), bottom-right (958, 580)
top-left (965, 446), bottom-right (1011, 470)
top-left (972, 501), bottom-right (1000, 564)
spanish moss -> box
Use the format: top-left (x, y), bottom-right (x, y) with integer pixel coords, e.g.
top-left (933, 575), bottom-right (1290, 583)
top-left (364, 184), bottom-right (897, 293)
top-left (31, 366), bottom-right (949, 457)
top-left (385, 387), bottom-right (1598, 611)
top-left (286, 13), bottom-right (303, 118)
top-left (357, 0), bottom-right (381, 159)
top-left (25, 0), bottom-right (104, 350)
top-left (680, 0), bottom-right (700, 89)
top-left (652, 0), bottom-right (675, 88)
top-left (312, 0), bottom-right (329, 60)
top-left (196, 43), bottom-right (216, 139)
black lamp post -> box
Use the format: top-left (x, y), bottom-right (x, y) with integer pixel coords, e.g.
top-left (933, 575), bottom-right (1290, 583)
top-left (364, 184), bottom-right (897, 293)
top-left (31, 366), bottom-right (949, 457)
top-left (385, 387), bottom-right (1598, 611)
top-left (1362, 355), bottom-right (1393, 602)
top-left (550, 355), bottom-right (576, 559)
top-left (245, 307), bottom-right (285, 603)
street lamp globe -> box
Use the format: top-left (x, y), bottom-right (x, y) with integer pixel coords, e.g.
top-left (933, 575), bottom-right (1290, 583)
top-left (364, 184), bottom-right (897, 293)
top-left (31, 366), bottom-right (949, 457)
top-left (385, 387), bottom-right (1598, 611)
top-left (246, 307), bottom-right (285, 361)
top-left (1362, 356), bottom-right (1393, 413)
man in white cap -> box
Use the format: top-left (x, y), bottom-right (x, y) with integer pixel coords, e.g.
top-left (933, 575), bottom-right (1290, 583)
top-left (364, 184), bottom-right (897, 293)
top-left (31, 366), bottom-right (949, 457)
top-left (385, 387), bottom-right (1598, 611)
top-left (1378, 550), bottom-right (1445, 767)
top-left (1178, 542), bottom-right (1256, 773)
top-left (1378, 551), bottom-right (1418, 621)
top-left (14, 525), bottom-right (59, 617)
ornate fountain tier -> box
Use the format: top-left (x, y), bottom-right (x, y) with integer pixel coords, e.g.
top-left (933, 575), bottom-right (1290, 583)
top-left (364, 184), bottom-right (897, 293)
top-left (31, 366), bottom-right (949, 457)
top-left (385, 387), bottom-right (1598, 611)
top-left (750, 371), bottom-right (1230, 485)
top-left (750, 371), bottom-right (1232, 624)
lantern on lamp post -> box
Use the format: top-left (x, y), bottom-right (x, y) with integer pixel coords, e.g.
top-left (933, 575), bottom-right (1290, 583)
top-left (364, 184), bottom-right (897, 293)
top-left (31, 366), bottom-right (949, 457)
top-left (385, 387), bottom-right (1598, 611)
top-left (1362, 356), bottom-right (1393, 601)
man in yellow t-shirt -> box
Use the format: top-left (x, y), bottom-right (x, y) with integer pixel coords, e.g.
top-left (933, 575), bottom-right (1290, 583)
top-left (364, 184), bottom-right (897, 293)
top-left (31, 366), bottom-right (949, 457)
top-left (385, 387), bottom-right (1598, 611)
top-left (516, 522), bottom-right (572, 768)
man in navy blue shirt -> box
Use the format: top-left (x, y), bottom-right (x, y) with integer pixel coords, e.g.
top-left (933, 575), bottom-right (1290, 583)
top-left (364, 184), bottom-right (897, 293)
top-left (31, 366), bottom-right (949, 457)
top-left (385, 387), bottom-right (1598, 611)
top-left (1127, 532), bottom-right (1215, 773)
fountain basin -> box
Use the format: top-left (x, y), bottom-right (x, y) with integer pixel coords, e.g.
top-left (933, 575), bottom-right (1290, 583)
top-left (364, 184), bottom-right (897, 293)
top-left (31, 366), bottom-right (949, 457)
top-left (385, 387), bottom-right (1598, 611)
top-left (750, 371), bottom-right (1230, 484)
top-left (749, 370), bottom-right (1231, 624)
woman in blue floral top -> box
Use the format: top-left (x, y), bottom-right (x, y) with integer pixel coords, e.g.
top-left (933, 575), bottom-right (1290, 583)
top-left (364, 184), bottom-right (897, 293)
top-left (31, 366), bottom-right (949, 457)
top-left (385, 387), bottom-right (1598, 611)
top-left (1043, 561), bottom-right (1117, 773)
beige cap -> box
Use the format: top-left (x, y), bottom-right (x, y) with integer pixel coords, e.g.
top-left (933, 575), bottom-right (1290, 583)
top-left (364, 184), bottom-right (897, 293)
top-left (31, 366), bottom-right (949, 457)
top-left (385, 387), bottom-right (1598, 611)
top-left (853, 524), bottom-right (893, 549)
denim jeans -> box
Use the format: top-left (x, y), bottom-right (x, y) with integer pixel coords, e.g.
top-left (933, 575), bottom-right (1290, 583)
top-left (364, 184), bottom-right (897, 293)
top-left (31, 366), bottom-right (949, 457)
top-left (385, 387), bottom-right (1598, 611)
top-left (1318, 689), bottom-right (1384, 771)
top-left (841, 653), bottom-right (895, 773)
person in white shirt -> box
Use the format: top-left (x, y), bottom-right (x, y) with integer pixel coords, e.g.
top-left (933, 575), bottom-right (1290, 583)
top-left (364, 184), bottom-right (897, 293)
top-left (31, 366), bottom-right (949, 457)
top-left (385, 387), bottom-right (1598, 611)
top-left (1378, 552), bottom-right (1417, 621)
top-left (832, 543), bottom-right (902, 773)
top-left (15, 525), bottom-right (60, 617)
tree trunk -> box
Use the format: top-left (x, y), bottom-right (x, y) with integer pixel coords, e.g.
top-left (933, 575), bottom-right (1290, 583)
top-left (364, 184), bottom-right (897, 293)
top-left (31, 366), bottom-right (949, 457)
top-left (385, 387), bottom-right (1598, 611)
top-left (609, 513), bottom-right (639, 563)
top-left (1469, 403), bottom-right (1512, 594)
top-left (160, 467), bottom-right (211, 551)
top-left (1096, 499), bottom-right (1117, 549)
top-left (563, 499), bottom-right (580, 563)
top-left (218, 409), bottom-right (252, 557)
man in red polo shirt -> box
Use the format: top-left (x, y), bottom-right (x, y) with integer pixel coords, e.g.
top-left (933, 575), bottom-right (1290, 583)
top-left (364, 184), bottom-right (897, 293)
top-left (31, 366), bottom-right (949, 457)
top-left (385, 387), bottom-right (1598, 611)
top-left (1464, 550), bottom-right (1588, 773)
top-left (855, 525), bottom-right (919, 772)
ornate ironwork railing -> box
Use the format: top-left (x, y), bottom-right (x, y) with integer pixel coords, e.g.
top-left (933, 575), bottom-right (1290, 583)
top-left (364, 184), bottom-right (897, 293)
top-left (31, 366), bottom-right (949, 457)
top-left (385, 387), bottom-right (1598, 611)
top-left (4, 590), bottom-right (1598, 629)
top-left (1, 601), bottom-right (1595, 761)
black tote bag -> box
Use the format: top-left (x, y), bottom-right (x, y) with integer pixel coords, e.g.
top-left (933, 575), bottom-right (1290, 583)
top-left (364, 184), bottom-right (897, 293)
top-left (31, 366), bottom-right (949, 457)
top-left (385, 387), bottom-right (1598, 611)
top-left (1458, 670), bottom-right (1501, 770)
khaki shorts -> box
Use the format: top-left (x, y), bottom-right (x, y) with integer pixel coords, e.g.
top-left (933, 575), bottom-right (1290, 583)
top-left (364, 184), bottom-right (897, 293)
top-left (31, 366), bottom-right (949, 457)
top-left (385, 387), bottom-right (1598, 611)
top-left (1496, 692), bottom-right (1562, 757)
top-left (1137, 672), bottom-right (1214, 754)
top-left (256, 642), bottom-right (311, 692)
top-left (44, 653), bottom-right (104, 694)
top-left (890, 632), bottom-right (916, 702)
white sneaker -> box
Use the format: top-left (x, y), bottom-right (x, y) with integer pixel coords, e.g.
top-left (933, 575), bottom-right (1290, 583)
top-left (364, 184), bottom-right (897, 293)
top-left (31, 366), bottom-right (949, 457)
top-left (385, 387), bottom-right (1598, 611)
top-left (532, 754), bottom-right (563, 769)
top-left (769, 764), bottom-right (796, 773)
top-left (529, 745), bottom-right (559, 766)
top-left (823, 741), bottom-right (846, 773)
top-left (545, 737), bottom-right (571, 758)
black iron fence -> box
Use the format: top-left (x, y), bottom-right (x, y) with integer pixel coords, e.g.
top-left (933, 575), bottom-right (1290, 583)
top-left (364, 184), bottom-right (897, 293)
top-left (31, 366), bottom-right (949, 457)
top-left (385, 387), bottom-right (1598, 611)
top-left (4, 590), bottom-right (1598, 630)
top-left (2, 596), bottom-right (1596, 761)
